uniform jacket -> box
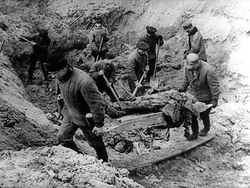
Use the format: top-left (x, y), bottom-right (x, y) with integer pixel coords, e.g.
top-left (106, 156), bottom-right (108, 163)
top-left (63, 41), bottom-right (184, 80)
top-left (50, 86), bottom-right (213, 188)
top-left (127, 49), bottom-right (148, 82)
top-left (180, 61), bottom-right (220, 103)
top-left (89, 59), bottom-right (116, 84)
top-left (56, 67), bottom-right (105, 127)
top-left (187, 27), bottom-right (206, 61)
top-left (139, 34), bottom-right (164, 60)
top-left (89, 26), bottom-right (110, 52)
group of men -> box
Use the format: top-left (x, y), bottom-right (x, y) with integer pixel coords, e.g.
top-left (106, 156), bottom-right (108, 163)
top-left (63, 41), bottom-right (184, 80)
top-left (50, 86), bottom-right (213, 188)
top-left (20, 20), bottom-right (219, 162)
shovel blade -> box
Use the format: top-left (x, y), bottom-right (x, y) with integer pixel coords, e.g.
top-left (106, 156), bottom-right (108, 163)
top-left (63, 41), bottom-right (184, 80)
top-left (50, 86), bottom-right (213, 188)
top-left (150, 77), bottom-right (159, 89)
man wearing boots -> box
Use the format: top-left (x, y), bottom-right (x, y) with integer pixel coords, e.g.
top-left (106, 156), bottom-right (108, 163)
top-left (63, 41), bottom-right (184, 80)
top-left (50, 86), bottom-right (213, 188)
top-left (179, 53), bottom-right (220, 140)
top-left (89, 19), bottom-right (110, 61)
top-left (138, 26), bottom-right (164, 85)
top-left (89, 52), bottom-right (117, 102)
top-left (20, 29), bottom-right (51, 83)
top-left (45, 52), bottom-right (108, 162)
top-left (127, 41), bottom-right (150, 96)
top-left (183, 23), bottom-right (207, 62)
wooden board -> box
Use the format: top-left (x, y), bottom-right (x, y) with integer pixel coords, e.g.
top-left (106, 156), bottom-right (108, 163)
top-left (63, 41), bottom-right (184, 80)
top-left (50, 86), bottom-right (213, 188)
top-left (110, 127), bottom-right (215, 171)
top-left (103, 112), bottom-right (166, 133)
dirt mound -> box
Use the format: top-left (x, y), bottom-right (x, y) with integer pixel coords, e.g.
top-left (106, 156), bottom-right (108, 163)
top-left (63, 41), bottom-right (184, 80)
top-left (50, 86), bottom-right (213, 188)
top-left (0, 145), bottom-right (142, 188)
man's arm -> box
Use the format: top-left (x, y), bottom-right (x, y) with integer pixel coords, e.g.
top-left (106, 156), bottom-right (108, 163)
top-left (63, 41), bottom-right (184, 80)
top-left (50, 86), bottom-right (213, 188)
top-left (81, 80), bottom-right (105, 127)
top-left (89, 63), bottom-right (100, 80)
top-left (189, 32), bottom-right (202, 54)
top-left (127, 57), bottom-right (137, 82)
top-left (207, 69), bottom-right (220, 107)
top-left (179, 69), bottom-right (190, 92)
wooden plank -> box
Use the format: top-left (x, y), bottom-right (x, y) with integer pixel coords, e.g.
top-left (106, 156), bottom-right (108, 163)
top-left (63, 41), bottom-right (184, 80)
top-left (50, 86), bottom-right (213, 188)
top-left (103, 112), bottom-right (166, 133)
top-left (110, 128), bottom-right (215, 171)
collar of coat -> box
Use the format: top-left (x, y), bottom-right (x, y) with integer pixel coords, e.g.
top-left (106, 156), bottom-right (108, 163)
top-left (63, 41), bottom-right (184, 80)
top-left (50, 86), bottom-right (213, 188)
top-left (188, 27), bottom-right (198, 36)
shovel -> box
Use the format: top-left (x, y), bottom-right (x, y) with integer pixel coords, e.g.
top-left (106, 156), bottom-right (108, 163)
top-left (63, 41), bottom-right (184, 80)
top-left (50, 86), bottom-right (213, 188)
top-left (150, 39), bottom-right (161, 89)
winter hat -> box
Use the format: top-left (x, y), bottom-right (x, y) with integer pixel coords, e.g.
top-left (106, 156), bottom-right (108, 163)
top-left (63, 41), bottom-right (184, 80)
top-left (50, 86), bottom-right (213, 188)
top-left (136, 41), bottom-right (149, 51)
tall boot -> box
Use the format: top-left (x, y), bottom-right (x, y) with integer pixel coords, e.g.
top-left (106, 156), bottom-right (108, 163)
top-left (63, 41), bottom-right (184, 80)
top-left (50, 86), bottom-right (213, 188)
top-left (61, 141), bottom-right (81, 153)
top-left (199, 109), bottom-right (211, 136)
top-left (189, 115), bottom-right (199, 141)
top-left (93, 145), bottom-right (108, 162)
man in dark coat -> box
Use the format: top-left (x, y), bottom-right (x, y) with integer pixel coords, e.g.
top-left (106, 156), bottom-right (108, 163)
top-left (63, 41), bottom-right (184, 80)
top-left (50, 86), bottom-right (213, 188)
top-left (138, 26), bottom-right (164, 83)
top-left (44, 52), bottom-right (108, 162)
top-left (183, 23), bottom-right (207, 62)
top-left (20, 29), bottom-right (51, 83)
top-left (89, 53), bottom-right (117, 102)
top-left (127, 41), bottom-right (149, 96)
top-left (89, 20), bottom-right (110, 61)
top-left (179, 53), bottom-right (220, 140)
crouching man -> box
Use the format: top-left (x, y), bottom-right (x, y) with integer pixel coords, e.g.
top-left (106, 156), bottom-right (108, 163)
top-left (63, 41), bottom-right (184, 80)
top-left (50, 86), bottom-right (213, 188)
top-left (45, 52), bottom-right (108, 162)
top-left (179, 53), bottom-right (220, 140)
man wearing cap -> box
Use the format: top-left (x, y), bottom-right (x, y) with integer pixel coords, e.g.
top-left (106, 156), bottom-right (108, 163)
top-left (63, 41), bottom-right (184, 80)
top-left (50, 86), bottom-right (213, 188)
top-left (127, 41), bottom-right (150, 96)
top-left (183, 23), bottom-right (207, 62)
top-left (45, 52), bottom-right (108, 162)
top-left (89, 20), bottom-right (110, 61)
top-left (89, 52), bottom-right (118, 102)
top-left (138, 26), bottom-right (164, 83)
top-left (179, 53), bottom-right (219, 140)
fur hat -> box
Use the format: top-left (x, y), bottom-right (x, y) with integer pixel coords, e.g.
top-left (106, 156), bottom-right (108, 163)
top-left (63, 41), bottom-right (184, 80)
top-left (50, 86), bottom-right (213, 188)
top-left (136, 41), bottom-right (149, 51)
top-left (183, 22), bottom-right (193, 30)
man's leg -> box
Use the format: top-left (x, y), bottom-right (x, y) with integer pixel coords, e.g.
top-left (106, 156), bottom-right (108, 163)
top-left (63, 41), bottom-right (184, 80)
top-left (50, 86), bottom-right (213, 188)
top-left (80, 126), bottom-right (108, 162)
top-left (199, 100), bottom-right (212, 136)
top-left (199, 108), bottom-right (211, 136)
top-left (40, 54), bottom-right (50, 81)
top-left (91, 50), bottom-right (98, 61)
top-left (28, 53), bottom-right (39, 83)
top-left (57, 118), bottom-right (80, 153)
top-left (100, 49), bottom-right (108, 60)
top-left (189, 114), bottom-right (199, 140)
top-left (146, 58), bottom-right (156, 82)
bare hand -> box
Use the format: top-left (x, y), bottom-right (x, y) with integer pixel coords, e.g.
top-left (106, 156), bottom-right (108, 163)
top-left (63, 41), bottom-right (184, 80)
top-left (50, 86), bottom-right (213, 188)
top-left (145, 65), bottom-right (150, 71)
top-left (135, 81), bottom-right (142, 88)
top-left (58, 112), bottom-right (63, 120)
top-left (92, 126), bottom-right (104, 136)
top-left (99, 70), bottom-right (104, 75)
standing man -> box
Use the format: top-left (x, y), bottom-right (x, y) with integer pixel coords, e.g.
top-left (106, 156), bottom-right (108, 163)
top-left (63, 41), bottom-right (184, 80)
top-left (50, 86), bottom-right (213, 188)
top-left (89, 52), bottom-right (118, 102)
top-left (179, 53), bottom-right (220, 140)
top-left (89, 19), bottom-right (110, 61)
top-left (183, 23), bottom-right (207, 62)
top-left (139, 26), bottom-right (164, 83)
top-left (127, 41), bottom-right (149, 96)
top-left (20, 29), bottom-right (51, 83)
top-left (44, 52), bottom-right (108, 162)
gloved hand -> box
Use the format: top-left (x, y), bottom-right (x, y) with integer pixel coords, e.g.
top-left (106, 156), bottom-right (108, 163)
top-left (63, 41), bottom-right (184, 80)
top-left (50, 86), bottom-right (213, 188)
top-left (92, 126), bottom-right (104, 136)
top-left (135, 80), bottom-right (142, 88)
top-left (98, 70), bottom-right (104, 75)
top-left (145, 65), bottom-right (150, 71)
top-left (211, 100), bottom-right (218, 108)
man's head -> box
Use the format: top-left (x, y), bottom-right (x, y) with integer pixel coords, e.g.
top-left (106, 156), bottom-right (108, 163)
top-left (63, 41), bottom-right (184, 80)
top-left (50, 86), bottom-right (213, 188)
top-left (136, 41), bottom-right (149, 56)
top-left (183, 22), bottom-right (194, 33)
top-left (45, 52), bottom-right (70, 79)
top-left (95, 19), bottom-right (102, 29)
top-left (186, 53), bottom-right (200, 70)
top-left (146, 26), bottom-right (157, 36)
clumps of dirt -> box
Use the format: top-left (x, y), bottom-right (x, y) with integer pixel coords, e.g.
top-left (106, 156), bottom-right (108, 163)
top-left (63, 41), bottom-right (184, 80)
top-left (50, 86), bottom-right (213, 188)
top-left (0, 145), bottom-right (143, 188)
top-left (0, 99), bottom-right (57, 151)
